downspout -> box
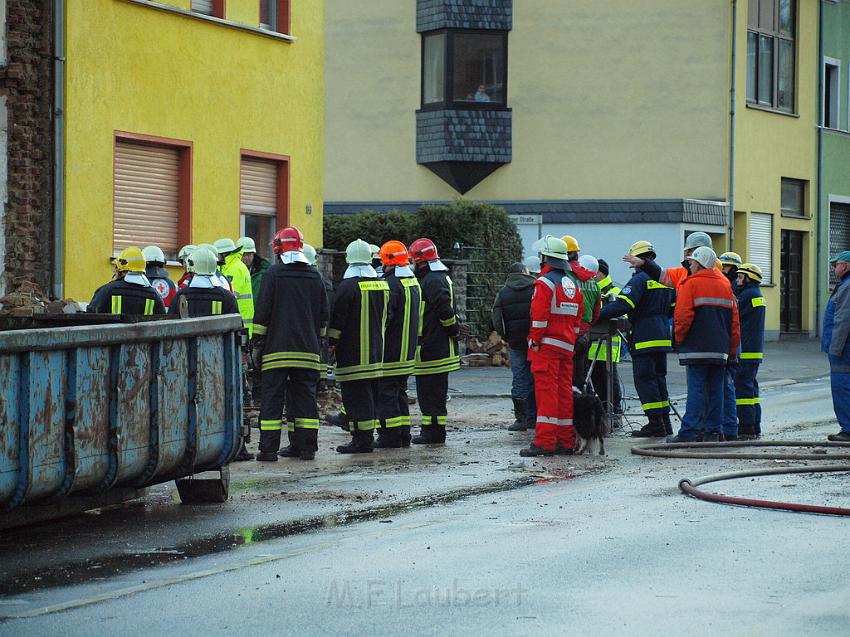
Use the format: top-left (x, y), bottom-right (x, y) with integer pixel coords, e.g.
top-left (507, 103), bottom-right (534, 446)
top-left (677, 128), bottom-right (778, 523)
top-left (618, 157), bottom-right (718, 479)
top-left (815, 0), bottom-right (824, 337)
top-left (52, 0), bottom-right (65, 299)
top-left (728, 0), bottom-right (737, 251)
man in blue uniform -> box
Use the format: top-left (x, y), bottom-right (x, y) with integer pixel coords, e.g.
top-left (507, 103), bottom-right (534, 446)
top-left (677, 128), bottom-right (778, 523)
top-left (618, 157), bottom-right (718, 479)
top-left (823, 251), bottom-right (850, 442)
top-left (734, 263), bottom-right (766, 440)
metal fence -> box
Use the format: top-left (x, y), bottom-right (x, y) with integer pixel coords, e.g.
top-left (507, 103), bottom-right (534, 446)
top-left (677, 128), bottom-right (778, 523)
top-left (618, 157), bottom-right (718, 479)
top-left (459, 245), bottom-right (517, 339)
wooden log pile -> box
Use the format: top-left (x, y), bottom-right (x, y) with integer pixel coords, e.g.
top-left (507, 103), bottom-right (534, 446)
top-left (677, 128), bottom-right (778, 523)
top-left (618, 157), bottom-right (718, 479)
top-left (463, 331), bottom-right (512, 367)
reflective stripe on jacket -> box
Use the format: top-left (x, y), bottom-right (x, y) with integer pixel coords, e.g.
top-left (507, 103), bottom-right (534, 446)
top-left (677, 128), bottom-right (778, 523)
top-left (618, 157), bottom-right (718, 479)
top-left (329, 278), bottom-right (390, 381)
top-left (415, 268), bottom-right (461, 375)
top-left (736, 282), bottom-right (766, 363)
top-left (528, 265), bottom-right (583, 358)
top-left (597, 270), bottom-right (674, 354)
top-left (674, 267), bottom-right (740, 365)
top-left (383, 273), bottom-right (422, 377)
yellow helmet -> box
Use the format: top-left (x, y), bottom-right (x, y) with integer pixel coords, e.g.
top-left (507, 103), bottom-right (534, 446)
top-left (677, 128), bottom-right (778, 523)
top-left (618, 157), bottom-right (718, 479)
top-left (628, 240), bottom-right (655, 258)
top-left (561, 235), bottom-right (580, 252)
top-left (115, 246), bottom-right (146, 273)
top-left (719, 251), bottom-right (743, 267)
top-left (737, 263), bottom-right (763, 283)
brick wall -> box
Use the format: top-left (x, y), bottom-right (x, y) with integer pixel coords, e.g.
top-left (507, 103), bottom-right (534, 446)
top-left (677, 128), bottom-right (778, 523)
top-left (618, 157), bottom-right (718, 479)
top-left (0, 0), bottom-right (54, 297)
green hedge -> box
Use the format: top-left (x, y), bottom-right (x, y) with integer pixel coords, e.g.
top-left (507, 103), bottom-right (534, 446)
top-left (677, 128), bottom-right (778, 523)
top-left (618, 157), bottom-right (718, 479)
top-left (322, 201), bottom-right (522, 259)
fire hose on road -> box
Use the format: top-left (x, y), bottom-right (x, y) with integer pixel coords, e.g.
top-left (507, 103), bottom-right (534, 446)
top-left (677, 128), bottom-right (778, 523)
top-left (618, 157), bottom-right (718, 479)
top-left (631, 440), bottom-right (850, 516)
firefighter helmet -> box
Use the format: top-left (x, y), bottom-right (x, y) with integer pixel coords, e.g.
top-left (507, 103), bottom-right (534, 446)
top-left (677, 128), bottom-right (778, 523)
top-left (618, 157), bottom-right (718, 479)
top-left (379, 240), bottom-right (409, 267)
top-left (719, 251), bottom-right (743, 267)
top-left (142, 245), bottom-right (166, 265)
top-left (522, 255), bottom-right (541, 274)
top-left (303, 243), bottom-right (317, 265)
top-left (213, 238), bottom-right (237, 255)
top-left (578, 254), bottom-right (599, 274)
top-left (738, 263), bottom-right (763, 283)
top-left (561, 235), bottom-right (580, 252)
top-left (178, 244), bottom-right (196, 263)
top-left (628, 240), bottom-right (656, 259)
top-left (687, 246), bottom-right (718, 269)
top-left (409, 238), bottom-right (440, 263)
top-left (116, 247), bottom-right (146, 273)
top-left (538, 235), bottom-right (568, 259)
top-left (187, 247), bottom-right (218, 276)
top-left (345, 239), bottom-right (373, 265)
top-left (273, 226), bottom-right (304, 254)
top-left (684, 232), bottom-right (712, 250)
top-left (236, 237), bottom-right (256, 253)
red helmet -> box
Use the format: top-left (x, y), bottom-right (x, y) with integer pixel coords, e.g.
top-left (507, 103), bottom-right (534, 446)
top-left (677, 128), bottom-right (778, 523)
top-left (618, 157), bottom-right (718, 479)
top-left (409, 238), bottom-right (439, 264)
top-left (379, 240), bottom-right (410, 267)
top-left (273, 226), bottom-right (304, 254)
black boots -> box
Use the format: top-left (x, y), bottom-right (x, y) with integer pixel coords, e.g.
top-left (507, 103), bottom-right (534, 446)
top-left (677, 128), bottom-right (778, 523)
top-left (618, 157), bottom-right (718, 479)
top-left (631, 413), bottom-right (666, 438)
top-left (336, 430), bottom-right (374, 454)
top-left (507, 398), bottom-right (528, 431)
top-left (520, 443), bottom-right (554, 457)
top-left (374, 425), bottom-right (403, 448)
top-left (662, 412), bottom-right (673, 436)
top-left (411, 425), bottom-right (446, 445)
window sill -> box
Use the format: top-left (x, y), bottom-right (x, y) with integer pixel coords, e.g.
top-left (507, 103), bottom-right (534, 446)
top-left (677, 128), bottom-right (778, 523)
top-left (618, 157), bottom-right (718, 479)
top-left (780, 212), bottom-right (811, 220)
top-left (119, 0), bottom-right (296, 43)
top-left (418, 103), bottom-right (512, 113)
top-left (745, 103), bottom-right (798, 118)
top-left (821, 126), bottom-right (850, 138)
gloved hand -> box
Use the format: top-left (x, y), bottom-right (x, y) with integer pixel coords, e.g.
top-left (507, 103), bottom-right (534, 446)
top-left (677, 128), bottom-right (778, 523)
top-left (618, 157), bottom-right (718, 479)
top-left (458, 322), bottom-right (472, 339)
top-left (251, 337), bottom-right (265, 370)
top-left (527, 338), bottom-right (540, 352)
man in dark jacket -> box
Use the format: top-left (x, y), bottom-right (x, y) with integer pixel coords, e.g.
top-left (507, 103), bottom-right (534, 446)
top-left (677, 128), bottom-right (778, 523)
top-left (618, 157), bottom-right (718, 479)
top-left (597, 241), bottom-right (675, 437)
top-left (238, 237), bottom-right (271, 302)
top-left (734, 263), bottom-right (766, 439)
top-left (492, 262), bottom-right (537, 431)
top-left (253, 226), bottom-right (329, 461)
top-left (143, 245), bottom-right (178, 309)
top-left (328, 239), bottom-right (390, 454)
top-left (89, 246), bottom-right (166, 317)
top-left (168, 247), bottom-right (239, 318)
top-left (823, 251), bottom-right (850, 442)
top-left (409, 237), bottom-right (462, 445)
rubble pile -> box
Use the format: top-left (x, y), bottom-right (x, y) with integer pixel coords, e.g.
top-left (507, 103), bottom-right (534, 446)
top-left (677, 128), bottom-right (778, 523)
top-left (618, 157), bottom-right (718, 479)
top-left (0, 280), bottom-right (83, 318)
top-left (463, 331), bottom-right (511, 367)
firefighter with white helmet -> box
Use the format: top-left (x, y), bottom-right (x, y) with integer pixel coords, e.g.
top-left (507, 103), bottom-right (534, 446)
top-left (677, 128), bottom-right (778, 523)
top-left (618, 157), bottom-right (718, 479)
top-left (237, 236), bottom-right (271, 301)
top-left (215, 237), bottom-right (255, 338)
top-left (88, 247), bottom-right (165, 316)
top-left (521, 236), bottom-right (584, 456)
top-left (142, 245), bottom-right (178, 308)
top-left (328, 239), bottom-right (390, 453)
top-left (168, 247), bottom-right (239, 318)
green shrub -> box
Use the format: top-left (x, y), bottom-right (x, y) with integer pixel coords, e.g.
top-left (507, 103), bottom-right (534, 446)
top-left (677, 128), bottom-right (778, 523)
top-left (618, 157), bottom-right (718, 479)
top-left (322, 210), bottom-right (418, 251)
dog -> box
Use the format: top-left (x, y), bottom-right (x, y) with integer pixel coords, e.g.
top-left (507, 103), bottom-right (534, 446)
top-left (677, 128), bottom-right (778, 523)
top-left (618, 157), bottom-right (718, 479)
top-left (572, 387), bottom-right (606, 455)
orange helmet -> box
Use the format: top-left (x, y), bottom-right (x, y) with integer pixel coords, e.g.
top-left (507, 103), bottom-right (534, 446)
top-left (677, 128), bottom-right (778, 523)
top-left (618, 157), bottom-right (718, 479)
top-left (273, 226), bottom-right (304, 255)
top-left (379, 240), bottom-right (410, 267)
top-left (409, 238), bottom-right (439, 264)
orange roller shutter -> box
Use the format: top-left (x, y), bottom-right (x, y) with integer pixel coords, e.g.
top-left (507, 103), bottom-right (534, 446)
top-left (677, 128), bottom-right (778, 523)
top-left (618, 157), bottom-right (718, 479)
top-left (240, 158), bottom-right (278, 216)
top-left (114, 141), bottom-right (180, 254)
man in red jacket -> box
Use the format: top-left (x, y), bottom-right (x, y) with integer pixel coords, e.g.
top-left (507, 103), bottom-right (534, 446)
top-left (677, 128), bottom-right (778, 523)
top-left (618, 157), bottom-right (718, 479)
top-left (521, 236), bottom-right (584, 457)
top-left (668, 246), bottom-right (740, 443)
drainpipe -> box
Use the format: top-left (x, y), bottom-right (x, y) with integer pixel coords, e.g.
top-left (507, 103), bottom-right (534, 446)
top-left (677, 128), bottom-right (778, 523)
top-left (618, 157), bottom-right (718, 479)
top-left (52, 0), bottom-right (65, 300)
top-left (815, 1), bottom-right (824, 337)
top-left (728, 0), bottom-right (737, 251)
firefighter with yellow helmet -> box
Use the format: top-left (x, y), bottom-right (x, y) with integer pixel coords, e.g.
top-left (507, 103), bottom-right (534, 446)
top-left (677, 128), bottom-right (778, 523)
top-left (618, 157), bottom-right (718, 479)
top-left (88, 246), bottom-right (166, 316)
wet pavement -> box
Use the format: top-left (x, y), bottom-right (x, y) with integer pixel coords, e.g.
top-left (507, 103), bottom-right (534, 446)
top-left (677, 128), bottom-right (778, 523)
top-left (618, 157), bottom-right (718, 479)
top-left (0, 339), bottom-right (845, 634)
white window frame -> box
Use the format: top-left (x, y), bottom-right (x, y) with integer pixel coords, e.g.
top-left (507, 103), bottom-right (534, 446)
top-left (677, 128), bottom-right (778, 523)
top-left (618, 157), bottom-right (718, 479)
top-left (823, 56), bottom-right (841, 130)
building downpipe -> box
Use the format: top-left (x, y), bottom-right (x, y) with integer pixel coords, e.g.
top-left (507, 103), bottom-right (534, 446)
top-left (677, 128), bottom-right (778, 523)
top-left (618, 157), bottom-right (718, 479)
top-left (52, 0), bottom-right (65, 300)
top-left (728, 0), bottom-right (737, 251)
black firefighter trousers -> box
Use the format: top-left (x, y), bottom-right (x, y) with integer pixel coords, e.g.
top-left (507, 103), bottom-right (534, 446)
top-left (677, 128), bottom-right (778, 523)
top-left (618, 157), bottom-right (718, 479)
top-left (258, 367), bottom-right (320, 454)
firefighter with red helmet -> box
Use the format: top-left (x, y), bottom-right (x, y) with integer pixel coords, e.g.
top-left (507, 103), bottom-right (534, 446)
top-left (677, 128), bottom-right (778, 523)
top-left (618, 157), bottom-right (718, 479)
top-left (521, 236), bottom-right (584, 456)
top-left (376, 240), bottom-right (421, 447)
top-left (253, 226), bottom-right (329, 461)
top-left (409, 237), bottom-right (461, 445)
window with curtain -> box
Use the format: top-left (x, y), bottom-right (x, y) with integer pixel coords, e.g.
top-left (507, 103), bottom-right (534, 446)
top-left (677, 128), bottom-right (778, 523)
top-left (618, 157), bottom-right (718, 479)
top-left (421, 29), bottom-right (507, 108)
top-left (746, 0), bottom-right (795, 112)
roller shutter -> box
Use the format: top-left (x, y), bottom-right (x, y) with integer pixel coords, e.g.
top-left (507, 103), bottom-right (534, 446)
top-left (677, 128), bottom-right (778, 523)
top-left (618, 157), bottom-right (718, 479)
top-left (114, 141), bottom-right (180, 255)
top-left (240, 158), bottom-right (278, 216)
top-left (191, 0), bottom-right (214, 15)
top-left (748, 212), bottom-right (773, 285)
top-left (830, 203), bottom-right (850, 285)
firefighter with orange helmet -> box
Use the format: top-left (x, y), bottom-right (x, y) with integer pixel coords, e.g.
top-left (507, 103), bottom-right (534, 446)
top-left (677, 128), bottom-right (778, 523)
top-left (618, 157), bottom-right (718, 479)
top-left (409, 237), bottom-right (461, 444)
top-left (376, 240), bottom-right (422, 447)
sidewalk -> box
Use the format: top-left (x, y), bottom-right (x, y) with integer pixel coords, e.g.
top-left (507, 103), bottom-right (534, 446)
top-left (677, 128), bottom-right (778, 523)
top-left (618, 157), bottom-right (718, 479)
top-left (449, 338), bottom-right (829, 399)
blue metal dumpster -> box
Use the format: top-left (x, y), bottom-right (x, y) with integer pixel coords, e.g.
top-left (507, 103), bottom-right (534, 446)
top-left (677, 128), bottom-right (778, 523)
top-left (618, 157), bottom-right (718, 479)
top-left (0, 315), bottom-right (242, 523)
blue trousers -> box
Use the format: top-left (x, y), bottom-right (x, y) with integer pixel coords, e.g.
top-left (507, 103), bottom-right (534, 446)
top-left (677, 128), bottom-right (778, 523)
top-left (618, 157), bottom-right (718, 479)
top-left (632, 352), bottom-right (669, 417)
top-left (735, 362), bottom-right (761, 435)
top-left (722, 366), bottom-right (737, 437)
top-left (679, 364), bottom-right (725, 440)
top-left (510, 347), bottom-right (537, 427)
top-left (830, 370), bottom-right (850, 433)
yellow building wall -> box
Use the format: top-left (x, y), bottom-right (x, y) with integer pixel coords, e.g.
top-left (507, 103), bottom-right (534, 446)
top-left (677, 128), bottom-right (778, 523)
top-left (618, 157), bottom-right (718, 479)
top-left (63, 0), bottom-right (324, 301)
top-left (325, 0), bottom-right (730, 202)
top-left (733, 0), bottom-right (818, 334)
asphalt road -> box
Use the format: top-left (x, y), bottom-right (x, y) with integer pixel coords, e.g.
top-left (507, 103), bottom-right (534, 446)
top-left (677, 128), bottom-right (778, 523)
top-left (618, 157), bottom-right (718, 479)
top-left (1, 378), bottom-right (847, 636)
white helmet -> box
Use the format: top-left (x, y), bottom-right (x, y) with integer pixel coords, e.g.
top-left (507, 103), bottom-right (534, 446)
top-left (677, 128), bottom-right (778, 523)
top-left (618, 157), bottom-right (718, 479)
top-left (578, 254), bottom-right (599, 274)
top-left (346, 239), bottom-right (373, 265)
top-left (187, 247), bottom-right (219, 275)
top-left (522, 255), bottom-right (541, 274)
top-left (303, 243), bottom-right (318, 265)
top-left (684, 232), bottom-right (712, 251)
top-left (142, 245), bottom-right (166, 264)
top-left (178, 244), bottom-right (196, 263)
top-left (687, 246), bottom-right (718, 269)
top-left (236, 237), bottom-right (256, 253)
